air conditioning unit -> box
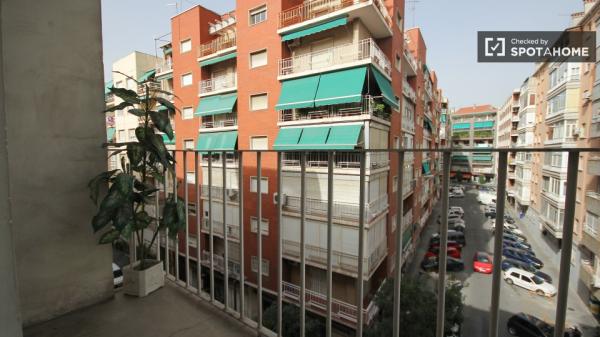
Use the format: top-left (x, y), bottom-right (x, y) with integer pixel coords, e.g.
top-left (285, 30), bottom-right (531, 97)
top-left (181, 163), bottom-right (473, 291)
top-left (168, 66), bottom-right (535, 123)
top-left (287, 38), bottom-right (301, 48)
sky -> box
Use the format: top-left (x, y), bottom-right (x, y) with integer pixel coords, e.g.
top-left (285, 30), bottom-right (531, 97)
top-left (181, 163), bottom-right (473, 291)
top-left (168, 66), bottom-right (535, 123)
top-left (102, 0), bottom-right (583, 109)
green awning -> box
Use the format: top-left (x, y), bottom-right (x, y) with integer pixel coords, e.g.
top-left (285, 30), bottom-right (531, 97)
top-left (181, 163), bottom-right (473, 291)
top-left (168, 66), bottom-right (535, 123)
top-left (422, 162), bottom-right (431, 175)
top-left (104, 81), bottom-right (113, 95)
top-left (424, 117), bottom-right (433, 132)
top-left (138, 69), bottom-right (156, 82)
top-left (474, 120), bottom-right (494, 129)
top-left (298, 126), bottom-right (330, 148)
top-left (164, 47), bottom-right (172, 54)
top-left (106, 127), bottom-right (115, 142)
top-left (452, 123), bottom-right (471, 130)
top-left (156, 73), bottom-right (173, 81)
top-left (281, 16), bottom-right (348, 42)
top-left (162, 133), bottom-right (175, 145)
top-left (473, 155), bottom-right (493, 162)
top-left (200, 52), bottom-right (237, 67)
top-left (273, 127), bottom-right (303, 150)
top-left (195, 93), bottom-right (237, 117)
top-left (196, 131), bottom-right (238, 152)
top-left (314, 67), bottom-right (366, 107)
top-left (372, 68), bottom-right (399, 109)
top-left (275, 75), bottom-right (320, 110)
top-left (326, 124), bottom-right (363, 149)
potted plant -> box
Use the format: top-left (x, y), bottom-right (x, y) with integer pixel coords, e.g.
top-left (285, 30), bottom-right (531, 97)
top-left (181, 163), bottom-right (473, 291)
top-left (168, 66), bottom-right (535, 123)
top-left (89, 73), bottom-right (185, 297)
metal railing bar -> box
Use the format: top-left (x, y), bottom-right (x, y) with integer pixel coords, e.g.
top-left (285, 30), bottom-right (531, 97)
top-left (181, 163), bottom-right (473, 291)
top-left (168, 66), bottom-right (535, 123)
top-left (257, 151), bottom-right (264, 333)
top-left (155, 179), bottom-right (161, 262)
top-left (222, 151), bottom-right (229, 310)
top-left (195, 152), bottom-right (202, 296)
top-left (392, 151), bottom-right (405, 337)
top-left (238, 152), bottom-right (245, 320)
top-left (277, 152), bottom-right (283, 337)
top-left (553, 151), bottom-right (579, 337)
top-left (490, 152), bottom-right (508, 337)
top-left (326, 151), bottom-right (334, 337)
top-left (209, 151), bottom-right (215, 303)
top-left (436, 151), bottom-right (451, 337)
top-left (356, 152), bottom-right (366, 337)
top-left (160, 148), bottom-right (600, 154)
top-left (173, 150), bottom-right (179, 282)
top-left (300, 151), bottom-right (307, 337)
top-left (184, 151), bottom-right (190, 289)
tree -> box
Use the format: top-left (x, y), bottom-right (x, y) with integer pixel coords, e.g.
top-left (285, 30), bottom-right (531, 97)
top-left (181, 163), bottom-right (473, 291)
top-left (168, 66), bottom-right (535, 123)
top-left (263, 302), bottom-right (325, 337)
top-left (365, 278), bottom-right (464, 337)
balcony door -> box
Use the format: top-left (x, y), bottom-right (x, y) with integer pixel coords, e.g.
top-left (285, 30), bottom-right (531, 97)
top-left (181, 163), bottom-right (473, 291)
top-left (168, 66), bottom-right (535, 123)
top-left (212, 70), bottom-right (228, 91)
top-left (310, 38), bottom-right (334, 71)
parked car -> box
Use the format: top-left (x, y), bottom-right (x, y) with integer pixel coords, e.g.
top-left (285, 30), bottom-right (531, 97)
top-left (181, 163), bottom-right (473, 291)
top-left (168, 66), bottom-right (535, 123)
top-left (112, 263), bottom-right (123, 288)
top-left (421, 256), bottom-right (465, 272)
top-left (503, 241), bottom-right (536, 255)
top-left (503, 249), bottom-right (543, 269)
top-left (448, 209), bottom-right (464, 218)
top-left (504, 246), bottom-right (536, 257)
top-left (506, 313), bottom-right (582, 337)
top-left (430, 230), bottom-right (466, 247)
top-left (504, 214), bottom-right (516, 224)
top-left (429, 240), bottom-right (462, 251)
top-left (501, 259), bottom-right (552, 284)
top-left (485, 207), bottom-right (496, 218)
top-left (504, 233), bottom-right (529, 245)
top-left (491, 220), bottom-right (523, 235)
top-left (473, 252), bottom-right (493, 274)
top-left (450, 190), bottom-right (465, 198)
top-left (452, 222), bottom-right (466, 232)
top-left (426, 246), bottom-right (461, 259)
top-left (504, 267), bottom-right (556, 296)
top-left (438, 214), bottom-right (463, 224)
top-left (449, 206), bottom-right (464, 216)
top-left (494, 227), bottom-right (527, 240)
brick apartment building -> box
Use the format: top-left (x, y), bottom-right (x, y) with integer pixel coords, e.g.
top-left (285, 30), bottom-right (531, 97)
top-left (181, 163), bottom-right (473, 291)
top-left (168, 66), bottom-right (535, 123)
top-left (106, 0), bottom-right (448, 333)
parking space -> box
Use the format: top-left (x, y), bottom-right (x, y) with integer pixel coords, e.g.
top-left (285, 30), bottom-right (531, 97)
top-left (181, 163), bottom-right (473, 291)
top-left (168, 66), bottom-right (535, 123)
top-left (405, 183), bottom-right (598, 336)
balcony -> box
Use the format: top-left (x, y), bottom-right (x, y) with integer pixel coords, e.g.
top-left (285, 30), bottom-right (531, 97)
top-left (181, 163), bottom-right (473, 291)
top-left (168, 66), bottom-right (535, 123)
top-left (201, 114), bottom-right (238, 130)
top-left (281, 151), bottom-right (389, 171)
top-left (136, 81), bottom-right (161, 96)
top-left (278, 95), bottom-right (390, 125)
top-left (198, 34), bottom-right (236, 60)
top-left (200, 250), bottom-right (241, 279)
top-left (589, 157), bottom-right (600, 176)
top-left (279, 38), bottom-right (391, 79)
top-left (402, 78), bottom-right (416, 102)
top-left (201, 185), bottom-right (239, 202)
top-left (155, 60), bottom-right (172, 76)
top-left (587, 191), bottom-right (600, 215)
top-left (201, 218), bottom-right (240, 241)
top-left (278, 0), bottom-right (392, 38)
top-left (473, 130), bottom-right (493, 139)
top-left (282, 193), bottom-right (388, 223)
top-left (403, 44), bottom-right (418, 76)
top-left (544, 137), bottom-right (576, 147)
top-left (199, 74), bottom-right (237, 96)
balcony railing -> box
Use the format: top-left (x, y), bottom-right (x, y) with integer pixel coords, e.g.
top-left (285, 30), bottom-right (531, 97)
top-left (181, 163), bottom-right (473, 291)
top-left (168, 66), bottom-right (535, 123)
top-left (402, 79), bottom-right (416, 102)
top-left (137, 81), bottom-right (161, 96)
top-left (202, 218), bottom-right (240, 241)
top-left (120, 147), bottom-right (594, 337)
top-left (201, 115), bottom-right (238, 129)
top-left (200, 185), bottom-right (239, 202)
top-left (199, 74), bottom-right (237, 95)
top-left (281, 151), bottom-right (389, 170)
top-left (156, 60), bottom-right (172, 74)
top-left (279, 95), bottom-right (390, 123)
top-left (279, 38), bottom-right (391, 77)
top-left (283, 193), bottom-right (388, 223)
top-left (279, 0), bottom-right (391, 29)
top-left (198, 34), bottom-right (236, 58)
top-left (403, 44), bottom-right (418, 74)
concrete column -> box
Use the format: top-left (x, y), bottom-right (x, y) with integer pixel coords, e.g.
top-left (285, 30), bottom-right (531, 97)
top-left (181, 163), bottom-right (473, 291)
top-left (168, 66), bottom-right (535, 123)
top-left (1, 0), bottom-right (113, 326)
top-left (0, 2), bottom-right (23, 335)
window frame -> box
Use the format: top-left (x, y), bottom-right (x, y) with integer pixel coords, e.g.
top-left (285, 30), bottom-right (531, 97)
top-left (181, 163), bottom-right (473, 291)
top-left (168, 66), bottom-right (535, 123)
top-left (249, 93), bottom-right (269, 111)
top-left (250, 136), bottom-right (269, 150)
top-left (250, 176), bottom-right (269, 194)
top-left (180, 38), bottom-right (192, 53)
top-left (182, 106), bottom-right (194, 120)
top-left (181, 72), bottom-right (193, 87)
top-left (249, 4), bottom-right (267, 26)
top-left (249, 49), bottom-right (268, 69)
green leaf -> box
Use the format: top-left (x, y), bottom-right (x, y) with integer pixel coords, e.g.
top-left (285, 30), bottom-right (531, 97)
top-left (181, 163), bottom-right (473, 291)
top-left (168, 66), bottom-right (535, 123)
top-left (104, 101), bottom-right (133, 113)
top-left (112, 173), bottom-right (134, 198)
top-left (99, 228), bottom-right (121, 244)
top-left (150, 110), bottom-right (174, 139)
top-left (99, 188), bottom-right (126, 213)
top-left (114, 203), bottom-right (134, 231)
top-left (87, 169), bottom-right (119, 205)
top-left (154, 97), bottom-right (178, 113)
top-left (92, 208), bottom-right (116, 232)
top-left (127, 143), bottom-right (145, 167)
top-left (161, 196), bottom-right (186, 239)
top-left (134, 210), bottom-right (153, 230)
top-left (135, 126), bottom-right (154, 143)
top-left (128, 108), bottom-right (146, 117)
top-left (109, 87), bottom-right (140, 105)
top-left (148, 134), bottom-right (172, 169)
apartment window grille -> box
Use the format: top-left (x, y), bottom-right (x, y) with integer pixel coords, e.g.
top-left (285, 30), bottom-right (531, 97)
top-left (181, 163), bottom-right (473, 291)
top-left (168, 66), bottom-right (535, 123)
top-left (182, 107), bottom-right (194, 120)
top-left (249, 5), bottom-right (267, 26)
top-left (250, 217), bottom-right (269, 235)
top-left (251, 256), bottom-right (269, 276)
top-left (250, 49), bottom-right (268, 68)
top-left (180, 39), bottom-right (192, 53)
top-left (250, 176), bottom-right (268, 194)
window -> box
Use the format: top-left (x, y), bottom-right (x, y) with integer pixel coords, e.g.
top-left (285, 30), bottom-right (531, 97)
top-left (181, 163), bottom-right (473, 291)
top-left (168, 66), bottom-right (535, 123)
top-left (394, 137), bottom-right (400, 149)
top-left (393, 176), bottom-right (398, 192)
top-left (182, 107), bottom-right (194, 120)
top-left (181, 73), bottom-right (193, 87)
top-left (251, 217), bottom-right (269, 235)
top-left (250, 176), bottom-right (268, 194)
top-left (118, 130), bottom-right (126, 142)
top-left (251, 256), bottom-right (269, 276)
top-left (184, 139), bottom-right (194, 150)
top-left (128, 129), bottom-right (136, 141)
top-left (391, 214), bottom-right (397, 232)
top-left (180, 39), bottom-right (192, 53)
top-left (249, 5), bottom-right (267, 26)
top-left (109, 156), bottom-right (117, 170)
top-left (185, 172), bottom-right (196, 185)
top-left (250, 136), bottom-right (268, 150)
top-left (250, 93), bottom-right (268, 111)
top-left (585, 211), bottom-right (599, 236)
top-left (188, 203), bottom-right (197, 216)
top-left (250, 49), bottom-right (268, 68)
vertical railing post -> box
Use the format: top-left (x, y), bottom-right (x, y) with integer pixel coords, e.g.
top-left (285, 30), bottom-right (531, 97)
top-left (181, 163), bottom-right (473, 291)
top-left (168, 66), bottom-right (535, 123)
top-left (490, 151), bottom-right (508, 337)
top-left (277, 151), bottom-right (283, 337)
top-left (393, 150), bottom-right (405, 337)
top-left (356, 151), bottom-right (366, 337)
top-left (155, 179), bottom-right (161, 262)
top-left (238, 152), bottom-right (245, 320)
top-left (300, 151), bottom-right (307, 337)
top-left (195, 152), bottom-right (202, 295)
top-left (208, 152), bottom-right (215, 302)
top-left (222, 151), bottom-right (229, 310)
top-left (184, 151), bottom-right (190, 289)
top-left (257, 151), bottom-right (263, 333)
top-left (554, 150), bottom-right (579, 337)
top-left (436, 151), bottom-right (451, 337)
top-left (173, 150), bottom-right (179, 283)
top-left (326, 151), bottom-right (335, 337)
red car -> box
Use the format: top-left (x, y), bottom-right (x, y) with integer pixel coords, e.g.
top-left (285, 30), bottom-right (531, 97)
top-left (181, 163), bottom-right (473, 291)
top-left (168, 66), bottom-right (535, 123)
top-left (429, 240), bottom-right (462, 251)
top-left (473, 252), bottom-right (493, 274)
top-left (426, 246), bottom-right (461, 259)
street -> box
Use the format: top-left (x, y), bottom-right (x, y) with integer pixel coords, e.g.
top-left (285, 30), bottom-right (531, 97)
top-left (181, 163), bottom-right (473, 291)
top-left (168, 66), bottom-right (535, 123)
top-left (406, 184), bottom-right (599, 337)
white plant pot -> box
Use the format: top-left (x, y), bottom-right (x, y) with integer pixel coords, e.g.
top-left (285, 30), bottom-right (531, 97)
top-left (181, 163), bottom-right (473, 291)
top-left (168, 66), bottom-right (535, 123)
top-left (123, 259), bottom-right (165, 297)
